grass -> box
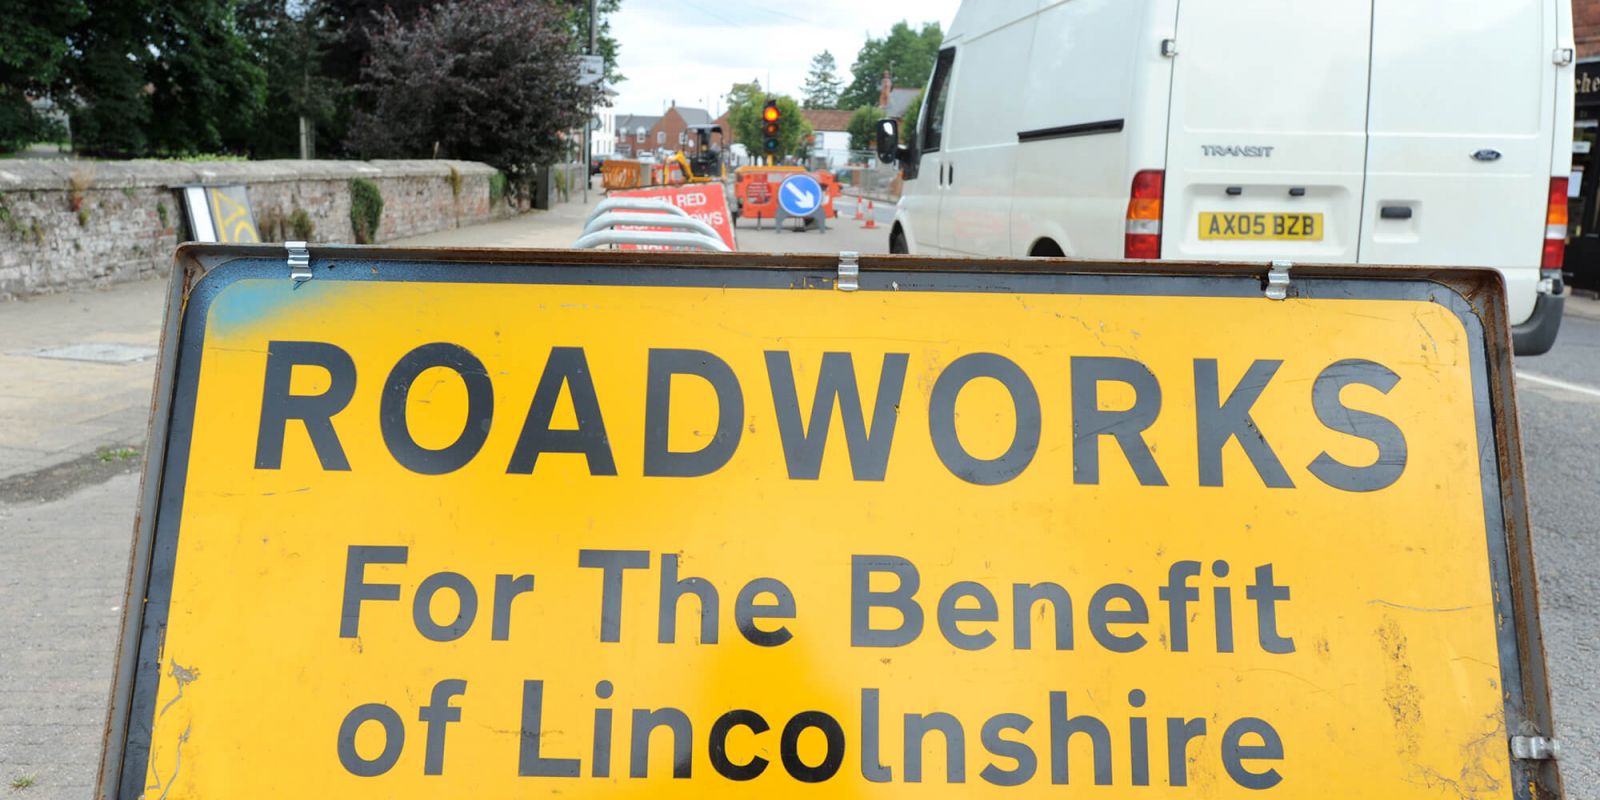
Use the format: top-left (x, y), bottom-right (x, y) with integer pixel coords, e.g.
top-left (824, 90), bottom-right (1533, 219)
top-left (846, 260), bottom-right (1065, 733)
top-left (10, 775), bottom-right (36, 790)
top-left (95, 447), bottom-right (138, 463)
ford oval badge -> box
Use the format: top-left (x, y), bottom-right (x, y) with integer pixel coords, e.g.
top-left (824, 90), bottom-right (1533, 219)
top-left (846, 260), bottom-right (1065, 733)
top-left (1471, 149), bottom-right (1503, 162)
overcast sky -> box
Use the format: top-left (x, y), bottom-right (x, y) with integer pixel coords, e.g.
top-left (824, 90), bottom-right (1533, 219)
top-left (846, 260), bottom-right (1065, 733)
top-left (606, 0), bottom-right (961, 118)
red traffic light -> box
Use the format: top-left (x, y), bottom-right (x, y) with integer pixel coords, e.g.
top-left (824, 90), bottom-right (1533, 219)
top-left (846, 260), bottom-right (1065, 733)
top-left (763, 103), bottom-right (780, 123)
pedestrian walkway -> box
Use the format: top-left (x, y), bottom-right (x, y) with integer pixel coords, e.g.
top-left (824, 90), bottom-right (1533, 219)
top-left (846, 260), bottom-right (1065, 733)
top-left (0, 280), bottom-right (163, 483)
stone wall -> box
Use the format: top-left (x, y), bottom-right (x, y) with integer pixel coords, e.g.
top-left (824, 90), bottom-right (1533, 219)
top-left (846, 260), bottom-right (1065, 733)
top-left (0, 159), bottom-right (512, 300)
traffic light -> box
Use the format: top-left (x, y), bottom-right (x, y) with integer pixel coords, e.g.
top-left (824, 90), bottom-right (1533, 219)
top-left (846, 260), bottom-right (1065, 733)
top-left (762, 99), bottom-right (781, 153)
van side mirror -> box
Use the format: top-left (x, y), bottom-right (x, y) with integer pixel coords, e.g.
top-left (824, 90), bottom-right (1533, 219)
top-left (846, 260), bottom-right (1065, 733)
top-left (875, 119), bottom-right (900, 163)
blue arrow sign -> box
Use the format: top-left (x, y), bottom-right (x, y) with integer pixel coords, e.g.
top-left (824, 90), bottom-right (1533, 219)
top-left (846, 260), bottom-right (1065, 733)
top-left (777, 174), bottom-right (823, 217)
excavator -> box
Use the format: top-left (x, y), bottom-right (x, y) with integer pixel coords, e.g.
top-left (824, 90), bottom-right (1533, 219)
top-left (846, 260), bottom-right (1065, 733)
top-left (667, 125), bottom-right (725, 183)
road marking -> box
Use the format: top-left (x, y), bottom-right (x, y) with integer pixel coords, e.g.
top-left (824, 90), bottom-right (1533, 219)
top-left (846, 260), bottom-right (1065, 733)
top-left (1517, 370), bottom-right (1600, 401)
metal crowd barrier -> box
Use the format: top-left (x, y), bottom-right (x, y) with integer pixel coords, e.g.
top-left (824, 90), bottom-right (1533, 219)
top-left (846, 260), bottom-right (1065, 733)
top-left (573, 198), bottom-right (731, 252)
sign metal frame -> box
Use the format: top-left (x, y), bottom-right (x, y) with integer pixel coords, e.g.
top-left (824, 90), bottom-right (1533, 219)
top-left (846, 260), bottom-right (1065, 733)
top-left (97, 246), bottom-right (1561, 798)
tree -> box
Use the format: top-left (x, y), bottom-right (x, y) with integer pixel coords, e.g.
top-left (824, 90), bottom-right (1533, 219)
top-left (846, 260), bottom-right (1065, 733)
top-left (348, 0), bottom-right (591, 187)
top-left (61, 0), bottom-right (266, 156)
top-left (901, 85), bottom-right (925, 144)
top-left (846, 105), bottom-right (884, 152)
top-left (554, 0), bottom-right (624, 85)
top-left (143, 0), bottom-right (268, 154)
top-left (314, 0), bottom-right (434, 155)
top-left (837, 20), bottom-right (943, 112)
top-left (801, 50), bottom-right (841, 109)
top-left (238, 0), bottom-right (342, 158)
top-left (0, 0), bottom-right (87, 150)
top-left (726, 90), bottom-right (811, 160)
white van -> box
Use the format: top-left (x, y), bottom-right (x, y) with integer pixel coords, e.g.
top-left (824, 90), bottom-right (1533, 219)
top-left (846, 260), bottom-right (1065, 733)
top-left (878, 0), bottom-right (1575, 355)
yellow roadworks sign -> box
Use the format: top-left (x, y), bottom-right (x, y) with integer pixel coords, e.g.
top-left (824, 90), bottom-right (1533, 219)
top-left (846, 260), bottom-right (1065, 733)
top-left (102, 249), bottom-right (1560, 798)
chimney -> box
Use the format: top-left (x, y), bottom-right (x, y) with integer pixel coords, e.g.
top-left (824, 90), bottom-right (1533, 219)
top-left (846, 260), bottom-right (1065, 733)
top-left (879, 70), bottom-right (892, 110)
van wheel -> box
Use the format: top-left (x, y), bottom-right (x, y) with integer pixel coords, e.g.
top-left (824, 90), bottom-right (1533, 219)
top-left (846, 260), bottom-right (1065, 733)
top-left (1029, 239), bottom-right (1064, 257)
top-left (890, 227), bottom-right (909, 254)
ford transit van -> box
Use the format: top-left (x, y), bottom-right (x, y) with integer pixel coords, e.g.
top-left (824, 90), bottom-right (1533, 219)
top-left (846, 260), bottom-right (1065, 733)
top-left (878, 0), bottom-right (1575, 355)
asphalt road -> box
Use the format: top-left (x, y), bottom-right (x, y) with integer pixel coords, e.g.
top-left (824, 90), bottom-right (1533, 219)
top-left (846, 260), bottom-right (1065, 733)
top-left (1515, 309), bottom-right (1600, 794)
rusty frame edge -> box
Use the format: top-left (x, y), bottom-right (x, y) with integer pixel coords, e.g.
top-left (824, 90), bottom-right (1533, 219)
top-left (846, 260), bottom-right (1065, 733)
top-left (99, 245), bottom-right (1559, 798)
top-left (1453, 272), bottom-right (1563, 798)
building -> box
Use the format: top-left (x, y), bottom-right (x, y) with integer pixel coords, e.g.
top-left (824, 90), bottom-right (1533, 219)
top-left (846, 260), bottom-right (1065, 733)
top-left (878, 70), bottom-right (923, 123)
top-left (1569, 1), bottom-right (1600, 280)
top-left (591, 90), bottom-right (617, 158)
top-left (801, 108), bottom-right (854, 169)
top-left (612, 102), bottom-right (713, 159)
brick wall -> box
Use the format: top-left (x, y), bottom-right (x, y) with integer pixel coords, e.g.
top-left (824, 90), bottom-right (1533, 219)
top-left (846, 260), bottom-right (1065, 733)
top-left (1580, 0), bottom-right (1600, 58)
top-left (0, 159), bottom-right (513, 300)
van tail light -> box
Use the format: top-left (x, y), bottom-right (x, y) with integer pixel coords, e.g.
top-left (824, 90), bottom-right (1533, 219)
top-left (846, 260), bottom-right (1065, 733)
top-left (1125, 170), bottom-right (1164, 259)
top-left (1543, 176), bottom-right (1568, 271)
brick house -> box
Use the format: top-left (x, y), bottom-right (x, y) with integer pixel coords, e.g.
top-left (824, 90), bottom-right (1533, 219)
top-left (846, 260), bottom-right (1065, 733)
top-left (612, 101), bottom-right (713, 159)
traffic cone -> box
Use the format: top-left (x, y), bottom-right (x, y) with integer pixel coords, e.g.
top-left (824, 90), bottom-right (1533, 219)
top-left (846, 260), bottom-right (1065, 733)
top-left (853, 196), bottom-right (864, 221)
top-left (862, 200), bottom-right (877, 229)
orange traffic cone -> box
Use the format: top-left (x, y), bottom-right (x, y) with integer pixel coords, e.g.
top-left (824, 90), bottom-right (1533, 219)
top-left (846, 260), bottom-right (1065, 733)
top-left (853, 197), bottom-right (864, 221)
top-left (862, 200), bottom-right (877, 229)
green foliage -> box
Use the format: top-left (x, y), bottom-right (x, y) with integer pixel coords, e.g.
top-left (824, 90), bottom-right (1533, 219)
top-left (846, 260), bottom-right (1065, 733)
top-left (838, 21), bottom-right (944, 111)
top-left (555, 0), bottom-right (623, 84)
top-left (289, 207), bottom-right (314, 239)
top-left (348, 0), bottom-right (590, 184)
top-left (802, 50), bottom-right (842, 109)
top-left (348, 177), bottom-right (382, 243)
top-left (902, 85), bottom-right (926, 144)
top-left (65, 0), bottom-right (266, 156)
top-left (156, 200), bottom-right (169, 228)
top-left (77, 207), bottom-right (90, 226)
top-left (847, 105), bottom-right (885, 152)
top-left (236, 0), bottom-right (342, 158)
top-left (96, 446), bottom-right (138, 462)
top-left (446, 165), bottom-right (462, 198)
top-left (10, 774), bottom-right (37, 790)
top-left (0, 0), bottom-right (88, 150)
top-left (0, 202), bottom-right (22, 239)
top-left (489, 172), bottom-right (507, 207)
top-left (726, 90), bottom-right (812, 160)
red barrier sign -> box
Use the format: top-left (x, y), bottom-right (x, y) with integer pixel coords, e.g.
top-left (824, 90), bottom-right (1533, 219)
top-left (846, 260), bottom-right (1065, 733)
top-left (609, 183), bottom-right (736, 250)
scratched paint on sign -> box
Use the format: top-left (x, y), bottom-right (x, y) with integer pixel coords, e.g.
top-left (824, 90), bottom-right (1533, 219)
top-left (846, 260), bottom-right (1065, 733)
top-left (126, 263), bottom-right (1517, 798)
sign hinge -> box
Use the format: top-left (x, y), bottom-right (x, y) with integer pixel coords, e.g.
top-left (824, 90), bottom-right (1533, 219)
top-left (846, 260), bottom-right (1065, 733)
top-left (837, 251), bottom-right (860, 292)
top-left (287, 241), bottom-right (312, 285)
top-left (1555, 47), bottom-right (1575, 66)
top-left (1160, 38), bottom-right (1178, 57)
top-left (1265, 260), bottom-right (1291, 300)
top-left (1511, 735), bottom-right (1562, 761)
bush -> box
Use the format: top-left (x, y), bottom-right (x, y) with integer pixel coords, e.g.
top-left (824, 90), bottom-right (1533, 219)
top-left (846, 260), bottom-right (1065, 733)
top-left (348, 177), bottom-right (383, 243)
top-left (289, 207), bottom-right (314, 240)
top-left (489, 172), bottom-right (507, 207)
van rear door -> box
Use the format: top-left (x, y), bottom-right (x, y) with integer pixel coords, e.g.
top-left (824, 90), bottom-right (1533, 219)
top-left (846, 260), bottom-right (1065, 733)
top-left (1359, 0), bottom-right (1556, 324)
top-left (1162, 0), bottom-right (1371, 263)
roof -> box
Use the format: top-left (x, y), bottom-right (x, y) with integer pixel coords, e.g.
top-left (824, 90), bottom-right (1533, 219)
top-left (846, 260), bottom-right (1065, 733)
top-left (801, 108), bottom-right (853, 132)
top-left (615, 114), bottom-right (661, 134)
top-left (673, 106), bottom-right (713, 126)
top-left (883, 87), bottom-right (922, 119)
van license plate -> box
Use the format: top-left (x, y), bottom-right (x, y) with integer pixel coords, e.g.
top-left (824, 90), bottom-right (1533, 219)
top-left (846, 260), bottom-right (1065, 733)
top-left (1198, 212), bottom-right (1324, 241)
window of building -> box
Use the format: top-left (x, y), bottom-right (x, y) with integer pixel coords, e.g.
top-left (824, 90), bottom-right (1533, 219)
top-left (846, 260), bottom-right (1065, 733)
top-left (657, 131), bottom-right (665, 145)
top-left (636, 129), bottom-right (644, 143)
